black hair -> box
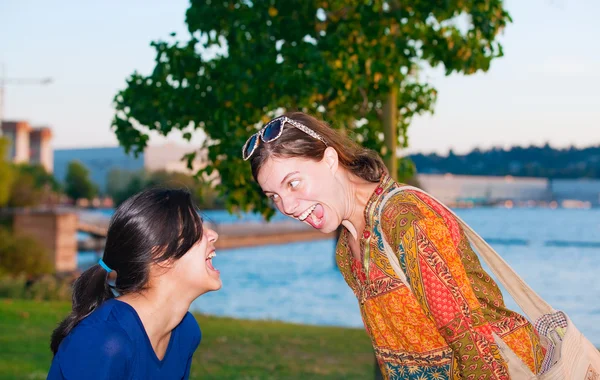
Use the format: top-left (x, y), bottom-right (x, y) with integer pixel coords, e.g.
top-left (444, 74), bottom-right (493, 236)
top-left (50, 188), bottom-right (203, 355)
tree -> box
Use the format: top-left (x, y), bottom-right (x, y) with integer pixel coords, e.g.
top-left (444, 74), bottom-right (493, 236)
top-left (16, 164), bottom-right (61, 192)
top-left (8, 171), bottom-right (39, 207)
top-left (106, 169), bottom-right (145, 206)
top-left (0, 228), bottom-right (53, 277)
top-left (106, 168), bottom-right (225, 209)
top-left (112, 0), bottom-right (511, 218)
top-left (8, 164), bottom-right (61, 207)
top-left (65, 161), bottom-right (97, 202)
top-left (0, 138), bottom-right (14, 207)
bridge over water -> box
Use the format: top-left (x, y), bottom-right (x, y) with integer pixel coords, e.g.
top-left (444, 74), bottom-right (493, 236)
top-left (77, 210), bottom-right (334, 248)
top-left (11, 208), bottom-right (335, 274)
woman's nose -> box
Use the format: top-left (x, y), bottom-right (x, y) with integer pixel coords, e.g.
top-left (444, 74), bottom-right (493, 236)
top-left (281, 196), bottom-right (299, 216)
top-left (207, 227), bottom-right (218, 242)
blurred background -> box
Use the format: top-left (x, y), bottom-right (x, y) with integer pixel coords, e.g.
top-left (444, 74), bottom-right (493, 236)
top-left (1, 0), bottom-right (599, 379)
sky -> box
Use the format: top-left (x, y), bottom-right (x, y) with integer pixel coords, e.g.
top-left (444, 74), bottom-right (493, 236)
top-left (1, 0), bottom-right (599, 155)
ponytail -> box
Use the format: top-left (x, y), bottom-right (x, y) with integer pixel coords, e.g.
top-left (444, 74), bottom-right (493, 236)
top-left (50, 264), bottom-right (114, 355)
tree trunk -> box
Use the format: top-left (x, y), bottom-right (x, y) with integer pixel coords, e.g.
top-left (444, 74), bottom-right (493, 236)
top-left (374, 88), bottom-right (398, 379)
top-left (382, 87), bottom-right (398, 180)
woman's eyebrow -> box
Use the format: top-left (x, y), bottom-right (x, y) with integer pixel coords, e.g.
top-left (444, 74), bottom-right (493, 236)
top-left (280, 171), bottom-right (300, 186)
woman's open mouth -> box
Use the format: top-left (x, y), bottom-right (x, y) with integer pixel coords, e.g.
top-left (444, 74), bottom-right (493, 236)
top-left (206, 251), bottom-right (219, 273)
top-left (298, 203), bottom-right (325, 229)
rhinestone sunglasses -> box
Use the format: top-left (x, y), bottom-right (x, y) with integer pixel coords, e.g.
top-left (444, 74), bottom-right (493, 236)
top-left (242, 116), bottom-right (327, 161)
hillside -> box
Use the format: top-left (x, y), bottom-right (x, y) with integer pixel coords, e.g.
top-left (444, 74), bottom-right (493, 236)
top-left (410, 144), bottom-right (600, 178)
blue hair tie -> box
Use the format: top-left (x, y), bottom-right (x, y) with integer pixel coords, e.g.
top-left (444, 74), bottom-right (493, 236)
top-left (98, 258), bottom-right (113, 273)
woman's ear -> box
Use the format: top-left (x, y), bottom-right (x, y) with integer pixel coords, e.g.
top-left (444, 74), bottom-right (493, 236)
top-left (322, 147), bottom-right (339, 174)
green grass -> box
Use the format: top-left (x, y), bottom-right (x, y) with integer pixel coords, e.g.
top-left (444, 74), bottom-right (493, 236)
top-left (0, 298), bottom-right (376, 379)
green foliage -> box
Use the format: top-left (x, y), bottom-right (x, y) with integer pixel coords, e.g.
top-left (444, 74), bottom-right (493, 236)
top-left (106, 169), bottom-right (149, 206)
top-left (397, 157), bottom-right (416, 182)
top-left (411, 143), bottom-right (600, 178)
top-left (0, 274), bottom-right (71, 301)
top-left (106, 169), bottom-right (225, 209)
top-left (0, 274), bottom-right (28, 299)
top-left (0, 138), bottom-right (15, 207)
top-left (0, 229), bottom-right (53, 277)
top-left (25, 274), bottom-right (72, 301)
top-left (193, 180), bottom-right (226, 210)
top-left (15, 163), bottom-right (61, 192)
top-left (8, 171), bottom-right (38, 207)
top-left (112, 0), bottom-right (511, 218)
top-left (0, 139), bottom-right (60, 207)
top-left (8, 164), bottom-right (61, 207)
top-left (64, 160), bottom-right (98, 201)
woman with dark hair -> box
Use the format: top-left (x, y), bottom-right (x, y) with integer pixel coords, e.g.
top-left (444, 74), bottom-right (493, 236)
top-left (243, 112), bottom-right (544, 379)
top-left (48, 188), bottom-right (220, 379)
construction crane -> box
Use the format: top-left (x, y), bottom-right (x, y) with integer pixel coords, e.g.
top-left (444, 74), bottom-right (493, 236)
top-left (0, 63), bottom-right (53, 134)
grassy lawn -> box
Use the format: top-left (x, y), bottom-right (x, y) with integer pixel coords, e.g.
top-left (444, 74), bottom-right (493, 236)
top-left (0, 298), bottom-right (376, 379)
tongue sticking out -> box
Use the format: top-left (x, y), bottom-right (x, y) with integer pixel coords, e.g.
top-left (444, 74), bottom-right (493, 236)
top-left (306, 204), bottom-right (325, 229)
top-left (313, 204), bottom-right (324, 219)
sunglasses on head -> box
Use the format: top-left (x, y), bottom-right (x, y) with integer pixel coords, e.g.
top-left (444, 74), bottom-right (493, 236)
top-left (242, 116), bottom-right (327, 161)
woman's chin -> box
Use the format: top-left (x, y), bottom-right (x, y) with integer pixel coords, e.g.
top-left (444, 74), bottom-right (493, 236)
top-left (312, 214), bottom-right (342, 234)
top-left (208, 274), bottom-right (222, 291)
top-left (210, 279), bottom-right (222, 291)
top-left (200, 278), bottom-right (222, 294)
top-left (196, 272), bottom-right (222, 294)
top-left (318, 218), bottom-right (341, 234)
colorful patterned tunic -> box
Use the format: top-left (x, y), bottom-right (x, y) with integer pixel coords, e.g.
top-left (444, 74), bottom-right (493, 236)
top-left (335, 175), bottom-right (544, 379)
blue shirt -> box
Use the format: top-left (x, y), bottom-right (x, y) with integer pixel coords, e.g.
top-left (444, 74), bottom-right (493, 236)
top-left (48, 299), bottom-right (201, 380)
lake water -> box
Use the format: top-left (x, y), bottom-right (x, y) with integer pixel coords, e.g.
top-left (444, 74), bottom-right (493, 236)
top-left (79, 207), bottom-right (600, 345)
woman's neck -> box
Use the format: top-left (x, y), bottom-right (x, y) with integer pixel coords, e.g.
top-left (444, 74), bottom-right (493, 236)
top-left (340, 173), bottom-right (380, 242)
top-left (118, 279), bottom-right (192, 359)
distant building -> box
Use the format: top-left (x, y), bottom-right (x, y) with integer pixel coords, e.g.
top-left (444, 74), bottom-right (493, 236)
top-left (53, 147), bottom-right (145, 192)
top-left (550, 179), bottom-right (600, 207)
top-left (1, 120), bottom-right (54, 172)
top-left (29, 127), bottom-right (53, 172)
top-left (414, 174), bottom-right (600, 208)
top-left (417, 174), bottom-right (551, 206)
top-left (143, 143), bottom-right (206, 174)
top-left (2, 120), bottom-right (31, 163)
top-left (53, 143), bottom-right (208, 193)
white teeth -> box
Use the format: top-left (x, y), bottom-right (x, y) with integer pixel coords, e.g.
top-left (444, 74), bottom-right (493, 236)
top-left (207, 251), bottom-right (216, 259)
top-left (298, 204), bottom-right (318, 221)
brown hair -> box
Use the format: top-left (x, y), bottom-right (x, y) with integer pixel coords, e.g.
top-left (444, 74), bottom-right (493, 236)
top-left (249, 112), bottom-right (387, 182)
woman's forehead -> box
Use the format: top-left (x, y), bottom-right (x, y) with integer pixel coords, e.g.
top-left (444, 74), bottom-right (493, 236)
top-left (258, 156), bottom-right (317, 185)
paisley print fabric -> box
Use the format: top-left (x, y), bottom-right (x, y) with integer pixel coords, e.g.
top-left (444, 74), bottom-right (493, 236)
top-left (335, 175), bottom-right (544, 379)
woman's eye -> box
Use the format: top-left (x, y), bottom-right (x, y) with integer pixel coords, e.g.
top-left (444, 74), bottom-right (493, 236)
top-left (289, 180), bottom-right (300, 189)
top-left (269, 193), bottom-right (280, 201)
